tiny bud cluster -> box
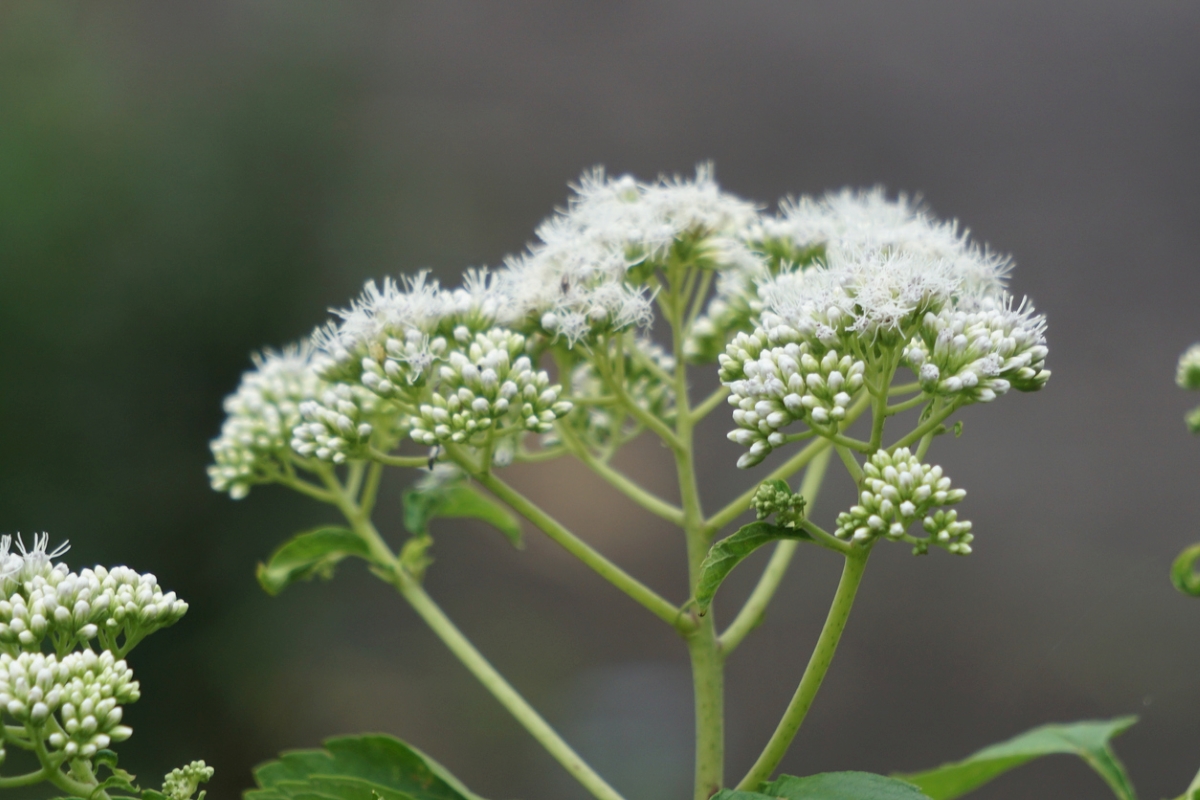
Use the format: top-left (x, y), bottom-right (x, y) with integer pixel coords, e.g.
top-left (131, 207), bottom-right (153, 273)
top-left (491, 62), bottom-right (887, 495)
top-left (752, 480), bottom-right (807, 529)
top-left (208, 345), bottom-right (325, 499)
top-left (162, 760), bottom-right (214, 800)
top-left (409, 329), bottom-right (571, 446)
top-left (1178, 343), bottom-right (1200, 433)
top-left (0, 649), bottom-right (137, 758)
top-left (721, 330), bottom-right (864, 467)
top-left (292, 383), bottom-right (390, 464)
top-left (904, 297), bottom-right (1050, 403)
top-left (834, 449), bottom-right (973, 554)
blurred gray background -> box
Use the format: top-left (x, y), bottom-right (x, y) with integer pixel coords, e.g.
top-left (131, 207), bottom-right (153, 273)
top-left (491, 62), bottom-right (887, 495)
top-left (1, 2), bottom-right (1198, 798)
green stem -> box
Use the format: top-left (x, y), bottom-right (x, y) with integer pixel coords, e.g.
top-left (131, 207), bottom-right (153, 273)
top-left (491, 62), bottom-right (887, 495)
top-left (0, 768), bottom-right (50, 788)
top-left (889, 400), bottom-right (961, 452)
top-left (690, 385), bottom-right (730, 423)
top-left (736, 550), bottom-right (871, 790)
top-left (554, 423), bottom-right (685, 525)
top-left (886, 393), bottom-right (929, 415)
top-left (359, 460), bottom-right (385, 517)
top-left (868, 352), bottom-right (898, 450)
top-left (597, 345), bottom-right (684, 452)
top-left (368, 448), bottom-right (430, 468)
top-left (29, 729), bottom-right (99, 799)
top-left (718, 449), bottom-right (833, 654)
top-left (465, 463), bottom-right (687, 630)
top-left (388, 563), bottom-right (628, 800)
top-left (834, 445), bottom-right (864, 483)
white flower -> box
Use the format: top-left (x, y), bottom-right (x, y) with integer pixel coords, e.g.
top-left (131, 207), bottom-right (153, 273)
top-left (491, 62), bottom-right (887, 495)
top-left (834, 448), bottom-right (973, 554)
top-left (904, 294), bottom-right (1050, 401)
top-left (498, 164), bottom-right (761, 347)
top-left (15, 533), bottom-right (69, 583)
top-left (760, 187), bottom-right (1010, 296)
top-left (209, 344), bottom-right (325, 499)
top-left (409, 329), bottom-right (571, 446)
top-left (0, 649), bottom-right (138, 758)
top-left (292, 383), bottom-right (387, 464)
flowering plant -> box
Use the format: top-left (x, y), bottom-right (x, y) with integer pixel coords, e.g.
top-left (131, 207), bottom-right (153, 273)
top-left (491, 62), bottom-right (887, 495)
top-left (201, 165), bottom-right (1175, 800)
top-left (0, 534), bottom-right (210, 799)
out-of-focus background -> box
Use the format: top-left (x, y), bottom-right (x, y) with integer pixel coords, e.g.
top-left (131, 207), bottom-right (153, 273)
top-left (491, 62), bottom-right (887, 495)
top-left (2, 3), bottom-right (1198, 798)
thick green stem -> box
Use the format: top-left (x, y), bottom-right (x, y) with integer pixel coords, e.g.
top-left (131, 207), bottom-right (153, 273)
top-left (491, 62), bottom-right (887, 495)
top-left (389, 563), bottom-right (627, 800)
top-left (736, 550), bottom-right (871, 790)
top-left (718, 449), bottom-right (833, 654)
top-left (466, 465), bottom-right (686, 629)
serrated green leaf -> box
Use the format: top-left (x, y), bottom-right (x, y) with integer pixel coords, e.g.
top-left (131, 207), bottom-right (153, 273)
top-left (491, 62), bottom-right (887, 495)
top-left (248, 733), bottom-right (481, 800)
top-left (1171, 544), bottom-right (1200, 597)
top-left (695, 521), bottom-right (811, 612)
top-left (897, 717), bottom-right (1138, 800)
top-left (256, 527), bottom-right (372, 596)
top-left (762, 772), bottom-right (931, 799)
top-left (403, 482), bottom-right (522, 548)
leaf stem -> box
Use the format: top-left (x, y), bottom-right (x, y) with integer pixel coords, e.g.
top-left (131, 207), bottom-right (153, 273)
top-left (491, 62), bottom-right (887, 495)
top-left (555, 423), bottom-right (685, 525)
top-left (735, 548), bottom-right (872, 789)
top-left (386, 562), bottom-right (628, 800)
top-left (691, 385), bottom-right (730, 423)
top-left (718, 449), bottom-right (833, 654)
top-left (834, 445), bottom-right (864, 483)
top-left (460, 458), bottom-right (688, 630)
top-left (889, 400), bottom-right (961, 452)
top-left (368, 448), bottom-right (431, 469)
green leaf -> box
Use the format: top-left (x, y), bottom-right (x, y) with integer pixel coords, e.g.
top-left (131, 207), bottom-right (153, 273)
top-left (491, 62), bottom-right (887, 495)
top-left (897, 717), bottom-right (1138, 800)
top-left (763, 772), bottom-right (931, 799)
top-left (248, 733), bottom-right (483, 800)
top-left (694, 521), bottom-right (811, 612)
top-left (1171, 544), bottom-right (1200, 597)
top-left (712, 791), bottom-right (776, 800)
top-left (256, 527), bottom-right (372, 596)
top-left (403, 482), bottom-right (522, 548)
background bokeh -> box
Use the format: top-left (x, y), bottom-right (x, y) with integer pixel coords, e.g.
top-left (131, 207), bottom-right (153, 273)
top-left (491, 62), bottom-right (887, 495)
top-left (2, 3), bottom-right (1199, 798)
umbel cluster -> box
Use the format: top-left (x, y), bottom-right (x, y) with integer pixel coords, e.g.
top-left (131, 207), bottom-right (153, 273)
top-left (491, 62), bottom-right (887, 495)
top-left (210, 166), bottom-right (1048, 556)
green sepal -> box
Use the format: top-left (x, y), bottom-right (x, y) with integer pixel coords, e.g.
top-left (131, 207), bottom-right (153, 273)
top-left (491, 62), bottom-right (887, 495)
top-left (694, 521), bottom-right (812, 613)
top-left (1171, 544), bottom-right (1200, 597)
top-left (256, 527), bottom-right (373, 596)
top-left (248, 733), bottom-right (482, 800)
top-left (896, 716), bottom-right (1138, 800)
top-left (403, 481), bottom-right (522, 549)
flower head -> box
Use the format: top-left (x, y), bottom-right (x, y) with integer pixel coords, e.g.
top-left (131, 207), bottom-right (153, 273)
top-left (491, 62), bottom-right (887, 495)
top-left (499, 164), bottom-right (761, 347)
top-left (208, 344), bottom-right (325, 499)
top-left (834, 448), bottom-right (972, 554)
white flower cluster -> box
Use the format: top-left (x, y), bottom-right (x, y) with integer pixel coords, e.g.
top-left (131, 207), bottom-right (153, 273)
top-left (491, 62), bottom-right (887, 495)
top-left (721, 329), bottom-right (866, 468)
top-left (556, 336), bottom-right (676, 449)
top-left (716, 189), bottom-right (1048, 466)
top-left (834, 449), bottom-right (973, 554)
top-left (904, 296), bottom-right (1050, 402)
top-left (0, 649), bottom-right (138, 758)
top-left (409, 329), bottom-right (571, 446)
top-left (208, 345), bottom-right (325, 499)
top-left (161, 760), bottom-right (214, 800)
top-left (505, 164), bottom-right (760, 346)
top-left (0, 536), bottom-right (188, 657)
top-left (292, 383), bottom-right (391, 464)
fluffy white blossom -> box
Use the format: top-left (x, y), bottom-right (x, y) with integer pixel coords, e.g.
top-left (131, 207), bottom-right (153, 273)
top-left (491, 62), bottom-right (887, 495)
top-left (834, 448), bottom-right (973, 554)
top-left (409, 329), bottom-right (571, 446)
top-left (759, 187), bottom-right (1010, 295)
top-left (692, 187), bottom-right (1012, 361)
top-left (208, 344), bottom-right (324, 499)
top-left (0, 649), bottom-right (138, 758)
top-left (499, 165), bottom-right (761, 347)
